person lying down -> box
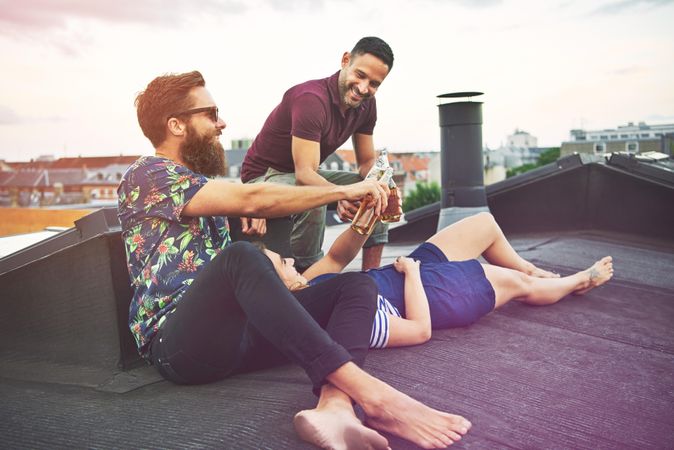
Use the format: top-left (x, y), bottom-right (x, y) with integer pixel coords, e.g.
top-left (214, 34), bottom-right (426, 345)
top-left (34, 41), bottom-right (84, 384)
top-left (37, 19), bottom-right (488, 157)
top-left (261, 212), bottom-right (614, 348)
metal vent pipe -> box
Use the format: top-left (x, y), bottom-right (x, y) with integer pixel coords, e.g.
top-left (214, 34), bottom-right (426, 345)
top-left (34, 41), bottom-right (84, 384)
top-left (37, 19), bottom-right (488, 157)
top-left (436, 92), bottom-right (489, 231)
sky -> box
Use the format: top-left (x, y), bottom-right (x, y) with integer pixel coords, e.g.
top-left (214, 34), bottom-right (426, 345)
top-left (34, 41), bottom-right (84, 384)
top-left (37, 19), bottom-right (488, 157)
top-left (0, 0), bottom-right (673, 161)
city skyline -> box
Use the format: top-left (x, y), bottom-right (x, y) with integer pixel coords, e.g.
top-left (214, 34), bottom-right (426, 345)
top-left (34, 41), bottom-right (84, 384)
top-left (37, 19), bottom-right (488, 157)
top-left (1, 0), bottom-right (673, 161)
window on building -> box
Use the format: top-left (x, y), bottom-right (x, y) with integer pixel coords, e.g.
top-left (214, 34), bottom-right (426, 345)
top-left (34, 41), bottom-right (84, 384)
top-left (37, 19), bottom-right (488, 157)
top-left (600, 135), bottom-right (608, 140)
top-left (594, 143), bottom-right (606, 153)
top-left (620, 134), bottom-right (629, 138)
top-left (330, 161), bottom-right (339, 171)
top-left (641, 133), bottom-right (650, 138)
top-left (229, 165), bottom-right (239, 178)
top-left (610, 134), bottom-right (618, 139)
top-left (626, 142), bottom-right (638, 153)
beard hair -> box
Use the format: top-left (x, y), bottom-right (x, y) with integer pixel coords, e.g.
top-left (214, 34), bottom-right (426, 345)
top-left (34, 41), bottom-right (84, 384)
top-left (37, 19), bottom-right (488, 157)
top-left (179, 124), bottom-right (227, 177)
top-left (338, 71), bottom-right (367, 109)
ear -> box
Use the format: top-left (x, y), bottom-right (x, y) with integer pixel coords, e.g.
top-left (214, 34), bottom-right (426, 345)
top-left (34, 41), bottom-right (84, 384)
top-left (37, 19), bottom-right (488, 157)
top-left (167, 117), bottom-right (187, 137)
top-left (341, 51), bottom-right (351, 69)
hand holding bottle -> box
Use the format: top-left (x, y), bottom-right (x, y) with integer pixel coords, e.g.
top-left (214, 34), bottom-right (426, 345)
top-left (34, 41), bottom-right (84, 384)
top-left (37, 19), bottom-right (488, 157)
top-left (351, 168), bottom-right (393, 235)
top-left (342, 178), bottom-right (389, 217)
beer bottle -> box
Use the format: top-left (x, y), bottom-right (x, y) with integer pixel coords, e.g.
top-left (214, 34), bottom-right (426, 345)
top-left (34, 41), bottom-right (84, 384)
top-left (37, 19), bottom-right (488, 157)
top-left (381, 178), bottom-right (402, 223)
top-left (351, 168), bottom-right (393, 235)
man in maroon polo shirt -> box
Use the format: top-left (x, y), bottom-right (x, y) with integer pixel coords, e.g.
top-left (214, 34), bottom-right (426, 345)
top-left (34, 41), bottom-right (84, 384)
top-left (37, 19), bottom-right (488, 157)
top-left (241, 36), bottom-right (394, 272)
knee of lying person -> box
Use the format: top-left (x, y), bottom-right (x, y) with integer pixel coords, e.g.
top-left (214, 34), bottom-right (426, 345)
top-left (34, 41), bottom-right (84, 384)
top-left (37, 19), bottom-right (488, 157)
top-left (224, 241), bottom-right (264, 261)
top-left (339, 272), bottom-right (378, 295)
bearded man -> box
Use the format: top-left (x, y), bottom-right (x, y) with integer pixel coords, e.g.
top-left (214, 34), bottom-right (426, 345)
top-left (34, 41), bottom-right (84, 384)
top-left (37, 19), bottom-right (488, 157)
top-left (117, 71), bottom-right (471, 450)
top-left (240, 37), bottom-right (394, 272)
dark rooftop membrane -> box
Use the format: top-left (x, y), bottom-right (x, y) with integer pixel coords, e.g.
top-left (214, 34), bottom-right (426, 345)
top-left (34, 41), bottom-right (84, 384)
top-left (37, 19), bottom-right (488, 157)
top-left (1, 153), bottom-right (673, 449)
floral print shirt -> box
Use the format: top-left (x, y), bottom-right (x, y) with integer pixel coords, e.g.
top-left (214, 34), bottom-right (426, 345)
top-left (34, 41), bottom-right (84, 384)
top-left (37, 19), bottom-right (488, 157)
top-left (117, 156), bottom-right (230, 356)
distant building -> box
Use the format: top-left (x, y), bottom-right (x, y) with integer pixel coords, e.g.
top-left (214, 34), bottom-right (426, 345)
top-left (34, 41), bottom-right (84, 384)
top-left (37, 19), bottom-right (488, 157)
top-left (0, 155), bottom-right (139, 207)
top-left (561, 122), bottom-right (674, 157)
top-left (224, 149), bottom-right (248, 180)
top-left (507, 129), bottom-right (538, 149)
top-left (81, 163), bottom-right (131, 203)
top-left (321, 149), bottom-right (433, 197)
top-left (321, 150), bottom-right (354, 172)
top-left (230, 138), bottom-right (253, 150)
top-left (483, 129), bottom-right (543, 184)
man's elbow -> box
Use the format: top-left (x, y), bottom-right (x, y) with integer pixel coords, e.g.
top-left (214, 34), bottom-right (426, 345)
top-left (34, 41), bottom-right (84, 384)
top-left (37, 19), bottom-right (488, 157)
top-left (237, 189), bottom-right (271, 217)
top-left (295, 168), bottom-right (317, 186)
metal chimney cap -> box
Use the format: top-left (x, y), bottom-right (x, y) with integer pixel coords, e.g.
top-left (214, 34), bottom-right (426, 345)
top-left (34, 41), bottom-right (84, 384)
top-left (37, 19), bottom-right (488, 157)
top-left (437, 92), bottom-right (483, 99)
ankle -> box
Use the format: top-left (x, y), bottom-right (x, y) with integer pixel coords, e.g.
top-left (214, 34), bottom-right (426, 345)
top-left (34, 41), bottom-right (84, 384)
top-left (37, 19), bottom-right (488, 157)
top-left (317, 385), bottom-right (354, 410)
top-left (523, 261), bottom-right (537, 275)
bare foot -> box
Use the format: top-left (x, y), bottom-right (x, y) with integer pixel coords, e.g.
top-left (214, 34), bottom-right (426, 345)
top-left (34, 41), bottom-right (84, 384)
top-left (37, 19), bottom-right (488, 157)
top-left (574, 256), bottom-right (613, 295)
top-left (294, 406), bottom-right (389, 450)
top-left (361, 381), bottom-right (471, 449)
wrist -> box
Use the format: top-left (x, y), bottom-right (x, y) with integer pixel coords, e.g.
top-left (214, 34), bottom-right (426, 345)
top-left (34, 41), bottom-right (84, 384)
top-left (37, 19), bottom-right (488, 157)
top-left (406, 268), bottom-right (421, 277)
top-left (331, 184), bottom-right (349, 202)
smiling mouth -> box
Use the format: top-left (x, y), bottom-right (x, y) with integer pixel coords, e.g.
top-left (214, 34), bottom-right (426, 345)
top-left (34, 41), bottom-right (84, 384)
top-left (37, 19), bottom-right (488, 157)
top-left (351, 88), bottom-right (363, 100)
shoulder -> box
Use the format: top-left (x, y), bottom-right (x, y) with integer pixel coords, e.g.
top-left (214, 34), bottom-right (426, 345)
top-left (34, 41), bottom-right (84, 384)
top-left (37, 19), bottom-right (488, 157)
top-left (121, 156), bottom-right (206, 192)
top-left (284, 76), bottom-right (331, 106)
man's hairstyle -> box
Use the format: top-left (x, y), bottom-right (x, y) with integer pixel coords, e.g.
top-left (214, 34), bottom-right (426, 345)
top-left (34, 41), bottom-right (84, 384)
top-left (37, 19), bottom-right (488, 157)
top-left (351, 36), bottom-right (394, 70)
top-left (135, 71), bottom-right (206, 148)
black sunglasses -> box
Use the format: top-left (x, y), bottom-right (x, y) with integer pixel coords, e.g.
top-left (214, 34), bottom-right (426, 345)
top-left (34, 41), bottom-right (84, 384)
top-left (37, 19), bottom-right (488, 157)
top-left (169, 106), bottom-right (219, 123)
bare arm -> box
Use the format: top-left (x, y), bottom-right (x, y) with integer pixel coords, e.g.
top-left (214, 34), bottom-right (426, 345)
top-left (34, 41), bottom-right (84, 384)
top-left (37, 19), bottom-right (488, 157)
top-left (352, 133), bottom-right (376, 179)
top-left (292, 136), bottom-right (331, 186)
top-left (182, 179), bottom-right (388, 218)
top-left (303, 226), bottom-right (369, 281)
top-left (292, 134), bottom-right (369, 221)
top-left (385, 257), bottom-right (433, 347)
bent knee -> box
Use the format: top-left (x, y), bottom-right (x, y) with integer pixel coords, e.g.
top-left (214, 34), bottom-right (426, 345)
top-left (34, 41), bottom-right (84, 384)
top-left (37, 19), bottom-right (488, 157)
top-left (220, 241), bottom-right (269, 270)
top-left (474, 211), bottom-right (496, 226)
top-left (339, 272), bottom-right (377, 293)
top-left (224, 240), bottom-right (258, 257)
top-left (336, 272), bottom-right (378, 307)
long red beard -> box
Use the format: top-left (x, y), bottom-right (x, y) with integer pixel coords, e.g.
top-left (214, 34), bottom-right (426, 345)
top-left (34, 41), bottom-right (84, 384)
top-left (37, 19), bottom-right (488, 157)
top-left (180, 126), bottom-right (227, 177)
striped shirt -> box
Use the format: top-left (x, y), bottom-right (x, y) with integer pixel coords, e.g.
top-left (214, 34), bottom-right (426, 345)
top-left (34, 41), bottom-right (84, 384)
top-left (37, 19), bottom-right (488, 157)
top-left (370, 294), bottom-right (402, 349)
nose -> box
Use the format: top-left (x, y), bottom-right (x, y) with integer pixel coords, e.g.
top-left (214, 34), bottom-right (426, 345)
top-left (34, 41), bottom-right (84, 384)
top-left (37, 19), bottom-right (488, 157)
top-left (356, 80), bottom-right (369, 95)
top-left (216, 117), bottom-right (226, 129)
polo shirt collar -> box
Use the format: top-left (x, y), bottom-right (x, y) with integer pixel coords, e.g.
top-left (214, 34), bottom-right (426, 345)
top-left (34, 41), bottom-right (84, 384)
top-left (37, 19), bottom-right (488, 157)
top-left (327, 70), bottom-right (346, 117)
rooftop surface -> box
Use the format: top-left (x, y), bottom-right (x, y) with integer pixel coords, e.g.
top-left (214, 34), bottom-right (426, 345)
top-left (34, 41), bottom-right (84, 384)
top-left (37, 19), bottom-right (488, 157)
top-left (1, 153), bottom-right (673, 449)
top-left (1, 226), bottom-right (673, 449)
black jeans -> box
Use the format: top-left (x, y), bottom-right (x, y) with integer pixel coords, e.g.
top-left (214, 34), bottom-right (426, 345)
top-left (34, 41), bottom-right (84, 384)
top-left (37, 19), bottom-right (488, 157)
top-left (149, 241), bottom-right (377, 392)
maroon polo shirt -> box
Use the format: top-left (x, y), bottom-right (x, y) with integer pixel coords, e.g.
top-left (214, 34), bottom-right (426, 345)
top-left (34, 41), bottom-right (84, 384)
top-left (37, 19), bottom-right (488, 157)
top-left (240, 71), bottom-right (377, 183)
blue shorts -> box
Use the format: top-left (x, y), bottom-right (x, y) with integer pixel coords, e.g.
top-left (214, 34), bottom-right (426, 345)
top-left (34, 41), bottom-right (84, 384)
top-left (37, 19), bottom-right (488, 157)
top-left (365, 242), bottom-right (496, 329)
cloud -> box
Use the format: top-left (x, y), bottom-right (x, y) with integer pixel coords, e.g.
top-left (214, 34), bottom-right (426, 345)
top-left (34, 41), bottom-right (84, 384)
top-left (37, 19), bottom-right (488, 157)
top-left (588, 0), bottom-right (673, 16)
top-left (0, 106), bottom-right (21, 125)
top-left (0, 0), bottom-right (247, 32)
top-left (0, 106), bottom-right (66, 126)
top-left (0, 0), bottom-right (248, 55)
top-left (646, 113), bottom-right (674, 122)
top-left (265, 0), bottom-right (330, 12)
top-left (423, 0), bottom-right (502, 6)
top-left (609, 65), bottom-right (647, 76)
